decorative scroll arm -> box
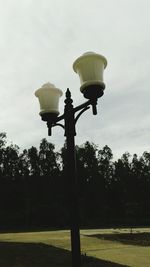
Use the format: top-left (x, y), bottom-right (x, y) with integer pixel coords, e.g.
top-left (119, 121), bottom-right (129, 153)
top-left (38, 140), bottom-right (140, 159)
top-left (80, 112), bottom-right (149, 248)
top-left (46, 89), bottom-right (98, 136)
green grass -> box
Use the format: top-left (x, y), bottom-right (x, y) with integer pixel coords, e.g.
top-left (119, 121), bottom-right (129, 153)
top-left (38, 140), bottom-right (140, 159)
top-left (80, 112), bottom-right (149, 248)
top-left (0, 228), bottom-right (150, 266)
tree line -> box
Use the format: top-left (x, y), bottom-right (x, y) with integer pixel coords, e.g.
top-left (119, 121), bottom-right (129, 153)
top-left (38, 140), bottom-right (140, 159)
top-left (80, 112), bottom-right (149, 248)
top-left (0, 132), bottom-right (150, 231)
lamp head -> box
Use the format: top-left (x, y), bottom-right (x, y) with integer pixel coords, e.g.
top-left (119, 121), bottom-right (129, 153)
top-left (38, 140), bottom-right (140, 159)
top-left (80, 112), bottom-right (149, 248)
top-left (73, 51), bottom-right (107, 99)
top-left (35, 82), bottom-right (63, 121)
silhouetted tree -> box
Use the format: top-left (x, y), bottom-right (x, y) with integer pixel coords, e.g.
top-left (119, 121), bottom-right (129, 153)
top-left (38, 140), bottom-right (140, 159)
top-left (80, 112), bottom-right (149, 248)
top-left (39, 138), bottom-right (60, 177)
top-left (0, 132), bottom-right (150, 230)
top-left (0, 132), bottom-right (7, 179)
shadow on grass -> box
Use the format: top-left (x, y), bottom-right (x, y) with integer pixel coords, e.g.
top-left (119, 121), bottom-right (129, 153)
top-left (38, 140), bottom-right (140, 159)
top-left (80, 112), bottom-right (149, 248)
top-left (85, 233), bottom-right (150, 247)
top-left (0, 241), bottom-right (129, 267)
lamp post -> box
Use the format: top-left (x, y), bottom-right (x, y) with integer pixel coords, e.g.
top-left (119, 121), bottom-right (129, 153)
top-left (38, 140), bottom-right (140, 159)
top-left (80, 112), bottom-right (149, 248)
top-left (35, 52), bottom-right (107, 267)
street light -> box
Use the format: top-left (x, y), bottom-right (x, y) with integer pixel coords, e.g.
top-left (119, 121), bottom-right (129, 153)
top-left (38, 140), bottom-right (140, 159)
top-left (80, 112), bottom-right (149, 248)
top-left (35, 51), bottom-right (107, 267)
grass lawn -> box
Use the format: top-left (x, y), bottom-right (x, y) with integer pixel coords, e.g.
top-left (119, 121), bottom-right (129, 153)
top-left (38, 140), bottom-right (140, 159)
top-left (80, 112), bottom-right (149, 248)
top-left (0, 228), bottom-right (150, 266)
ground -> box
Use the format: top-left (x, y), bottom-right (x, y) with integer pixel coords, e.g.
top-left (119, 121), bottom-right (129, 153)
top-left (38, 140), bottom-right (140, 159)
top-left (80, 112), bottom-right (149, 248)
top-left (0, 228), bottom-right (150, 267)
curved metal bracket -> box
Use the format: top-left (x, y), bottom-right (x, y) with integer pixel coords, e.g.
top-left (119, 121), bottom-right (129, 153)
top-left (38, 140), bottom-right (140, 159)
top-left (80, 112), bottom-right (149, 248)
top-left (53, 123), bottom-right (65, 130)
top-left (44, 90), bottom-right (98, 136)
top-left (75, 106), bottom-right (90, 124)
top-left (47, 122), bottom-right (65, 136)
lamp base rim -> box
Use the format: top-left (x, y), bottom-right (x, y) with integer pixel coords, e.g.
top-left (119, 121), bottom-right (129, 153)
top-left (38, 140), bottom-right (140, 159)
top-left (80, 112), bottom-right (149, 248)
top-left (40, 112), bottom-right (58, 122)
top-left (81, 83), bottom-right (105, 99)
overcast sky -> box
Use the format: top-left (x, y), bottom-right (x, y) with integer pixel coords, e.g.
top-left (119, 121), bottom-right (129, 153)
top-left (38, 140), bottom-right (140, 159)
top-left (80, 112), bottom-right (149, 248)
top-left (0, 0), bottom-right (149, 159)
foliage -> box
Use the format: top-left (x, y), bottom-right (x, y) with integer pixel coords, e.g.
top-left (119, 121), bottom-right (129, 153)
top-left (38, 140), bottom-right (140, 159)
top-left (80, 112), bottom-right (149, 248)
top-left (0, 132), bottom-right (150, 230)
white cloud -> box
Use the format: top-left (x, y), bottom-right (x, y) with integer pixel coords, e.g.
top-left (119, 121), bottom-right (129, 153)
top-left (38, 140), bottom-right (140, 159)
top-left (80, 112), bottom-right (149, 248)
top-left (0, 0), bottom-right (149, 158)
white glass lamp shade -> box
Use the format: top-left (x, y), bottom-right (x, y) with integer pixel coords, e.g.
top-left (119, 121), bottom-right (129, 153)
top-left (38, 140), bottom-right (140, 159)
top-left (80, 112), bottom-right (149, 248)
top-left (35, 83), bottom-right (63, 118)
top-left (73, 52), bottom-right (107, 99)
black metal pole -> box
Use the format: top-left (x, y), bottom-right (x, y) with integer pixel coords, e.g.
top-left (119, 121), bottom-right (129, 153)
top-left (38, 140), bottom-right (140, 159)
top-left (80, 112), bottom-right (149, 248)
top-left (64, 89), bottom-right (81, 267)
top-left (41, 86), bottom-right (103, 267)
